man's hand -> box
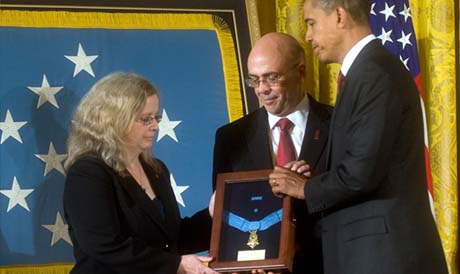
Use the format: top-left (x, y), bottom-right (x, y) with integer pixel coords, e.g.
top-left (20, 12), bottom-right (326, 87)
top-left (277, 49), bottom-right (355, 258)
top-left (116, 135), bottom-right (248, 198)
top-left (283, 160), bottom-right (311, 178)
top-left (269, 166), bottom-right (307, 199)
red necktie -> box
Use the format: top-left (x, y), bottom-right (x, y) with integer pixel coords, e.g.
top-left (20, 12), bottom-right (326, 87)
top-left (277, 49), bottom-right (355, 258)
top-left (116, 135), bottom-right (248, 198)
top-left (276, 118), bottom-right (296, 166)
top-left (337, 71), bottom-right (345, 96)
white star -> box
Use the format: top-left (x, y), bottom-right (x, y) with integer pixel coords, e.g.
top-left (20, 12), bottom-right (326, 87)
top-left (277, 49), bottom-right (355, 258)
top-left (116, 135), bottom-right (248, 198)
top-left (377, 27), bottom-right (393, 45)
top-left (0, 177), bottom-right (34, 212)
top-left (399, 4), bottom-right (412, 22)
top-left (64, 43), bottom-right (98, 78)
top-left (157, 109), bottom-right (182, 142)
top-left (35, 142), bottom-right (67, 176)
top-left (170, 174), bottom-right (189, 207)
top-left (27, 75), bottom-right (63, 109)
top-left (370, 3), bottom-right (376, 15)
top-left (379, 3), bottom-right (396, 22)
top-left (42, 211), bottom-right (73, 246)
top-left (0, 110), bottom-right (27, 144)
top-left (397, 30), bottom-right (413, 50)
top-left (400, 55), bottom-right (410, 71)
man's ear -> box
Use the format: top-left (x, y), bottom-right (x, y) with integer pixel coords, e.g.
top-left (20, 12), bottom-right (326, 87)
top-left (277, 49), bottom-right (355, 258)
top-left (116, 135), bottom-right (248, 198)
top-left (297, 63), bottom-right (306, 76)
top-left (336, 6), bottom-right (348, 28)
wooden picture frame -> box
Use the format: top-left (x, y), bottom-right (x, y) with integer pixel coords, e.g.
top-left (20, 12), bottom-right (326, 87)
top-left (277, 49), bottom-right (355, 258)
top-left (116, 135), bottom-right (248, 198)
top-left (210, 170), bottom-right (295, 273)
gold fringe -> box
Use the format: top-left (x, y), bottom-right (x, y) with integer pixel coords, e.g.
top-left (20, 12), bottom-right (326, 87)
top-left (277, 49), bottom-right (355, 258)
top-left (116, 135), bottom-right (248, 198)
top-left (245, 0), bottom-right (261, 46)
top-left (212, 15), bottom-right (244, 121)
top-left (0, 9), bottom-right (243, 122)
top-left (0, 264), bottom-right (73, 274)
top-left (1, 10), bottom-right (210, 29)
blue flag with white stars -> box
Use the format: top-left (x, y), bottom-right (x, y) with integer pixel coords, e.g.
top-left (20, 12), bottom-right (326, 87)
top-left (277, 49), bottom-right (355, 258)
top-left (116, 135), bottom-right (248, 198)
top-left (0, 18), bottom-right (232, 265)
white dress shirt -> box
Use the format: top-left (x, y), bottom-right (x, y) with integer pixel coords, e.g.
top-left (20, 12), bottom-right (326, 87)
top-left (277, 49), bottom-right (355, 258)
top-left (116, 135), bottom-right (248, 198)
top-left (268, 95), bottom-right (310, 165)
top-left (340, 34), bottom-right (376, 76)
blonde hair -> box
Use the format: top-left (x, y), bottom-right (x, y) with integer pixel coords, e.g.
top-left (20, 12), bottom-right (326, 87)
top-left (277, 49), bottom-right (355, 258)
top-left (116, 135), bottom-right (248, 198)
top-left (65, 72), bottom-right (159, 174)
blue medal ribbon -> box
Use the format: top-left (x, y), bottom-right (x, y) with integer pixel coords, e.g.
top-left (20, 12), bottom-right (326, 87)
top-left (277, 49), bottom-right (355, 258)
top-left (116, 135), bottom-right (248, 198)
top-left (222, 209), bottom-right (283, 232)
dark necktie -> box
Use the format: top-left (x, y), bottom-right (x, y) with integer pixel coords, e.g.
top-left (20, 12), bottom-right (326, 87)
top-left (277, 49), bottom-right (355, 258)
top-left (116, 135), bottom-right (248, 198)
top-left (337, 71), bottom-right (345, 96)
top-left (276, 118), bottom-right (296, 166)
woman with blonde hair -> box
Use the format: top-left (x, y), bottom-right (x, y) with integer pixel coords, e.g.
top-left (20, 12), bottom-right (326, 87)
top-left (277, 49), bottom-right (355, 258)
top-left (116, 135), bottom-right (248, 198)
top-left (64, 72), bottom-right (217, 274)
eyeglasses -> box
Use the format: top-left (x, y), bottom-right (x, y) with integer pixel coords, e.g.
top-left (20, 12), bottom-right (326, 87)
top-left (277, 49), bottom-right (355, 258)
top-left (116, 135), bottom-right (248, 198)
top-left (244, 64), bottom-right (300, 88)
top-left (135, 114), bottom-right (162, 126)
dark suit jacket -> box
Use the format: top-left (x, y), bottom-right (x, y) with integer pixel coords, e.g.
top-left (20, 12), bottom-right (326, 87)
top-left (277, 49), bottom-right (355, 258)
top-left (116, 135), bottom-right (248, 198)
top-left (64, 156), bottom-right (212, 274)
top-left (305, 40), bottom-right (448, 274)
top-left (213, 94), bottom-right (332, 274)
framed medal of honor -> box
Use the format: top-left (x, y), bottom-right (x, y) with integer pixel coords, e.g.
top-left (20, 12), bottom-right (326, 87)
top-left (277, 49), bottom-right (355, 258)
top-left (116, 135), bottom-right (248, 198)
top-left (210, 170), bottom-right (295, 273)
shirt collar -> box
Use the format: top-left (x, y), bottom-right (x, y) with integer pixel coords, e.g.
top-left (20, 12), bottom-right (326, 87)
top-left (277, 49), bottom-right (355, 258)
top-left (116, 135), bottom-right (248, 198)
top-left (341, 34), bottom-right (376, 76)
top-left (268, 95), bottom-right (310, 130)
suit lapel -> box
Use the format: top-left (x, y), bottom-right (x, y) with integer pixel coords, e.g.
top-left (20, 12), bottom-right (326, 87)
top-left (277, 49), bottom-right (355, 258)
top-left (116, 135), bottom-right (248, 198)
top-left (245, 103), bottom-right (329, 170)
top-left (299, 96), bottom-right (329, 169)
top-left (117, 166), bottom-right (174, 240)
top-left (246, 108), bottom-right (274, 170)
top-left (325, 40), bottom-right (380, 167)
top-left (143, 163), bottom-right (179, 241)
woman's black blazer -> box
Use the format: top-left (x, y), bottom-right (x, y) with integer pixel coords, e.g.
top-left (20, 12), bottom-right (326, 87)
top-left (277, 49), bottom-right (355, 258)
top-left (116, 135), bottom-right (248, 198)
top-left (64, 156), bottom-right (211, 274)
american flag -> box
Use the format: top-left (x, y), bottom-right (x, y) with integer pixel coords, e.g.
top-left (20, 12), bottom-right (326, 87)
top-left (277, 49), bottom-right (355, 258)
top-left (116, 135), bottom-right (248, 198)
top-left (0, 13), bottom-right (229, 266)
top-left (369, 0), bottom-right (434, 208)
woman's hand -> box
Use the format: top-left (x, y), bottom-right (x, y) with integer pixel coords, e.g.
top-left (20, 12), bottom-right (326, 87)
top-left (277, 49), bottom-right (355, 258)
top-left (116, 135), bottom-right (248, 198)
top-left (178, 255), bottom-right (219, 274)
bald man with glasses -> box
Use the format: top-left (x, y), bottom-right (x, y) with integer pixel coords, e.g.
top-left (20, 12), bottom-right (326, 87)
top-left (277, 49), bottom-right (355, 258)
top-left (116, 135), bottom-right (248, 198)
top-left (212, 32), bottom-right (332, 274)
